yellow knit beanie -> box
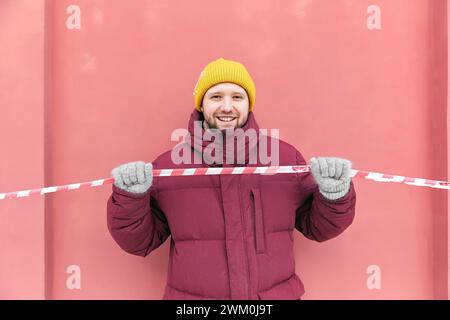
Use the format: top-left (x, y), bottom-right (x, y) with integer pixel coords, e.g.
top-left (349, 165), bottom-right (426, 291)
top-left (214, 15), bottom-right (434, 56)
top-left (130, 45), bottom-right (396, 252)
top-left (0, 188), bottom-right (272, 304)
top-left (193, 57), bottom-right (256, 112)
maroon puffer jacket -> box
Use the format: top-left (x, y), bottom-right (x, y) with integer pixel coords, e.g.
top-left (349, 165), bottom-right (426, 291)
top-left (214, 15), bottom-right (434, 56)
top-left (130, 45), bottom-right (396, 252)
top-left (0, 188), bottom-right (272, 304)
top-left (107, 109), bottom-right (356, 300)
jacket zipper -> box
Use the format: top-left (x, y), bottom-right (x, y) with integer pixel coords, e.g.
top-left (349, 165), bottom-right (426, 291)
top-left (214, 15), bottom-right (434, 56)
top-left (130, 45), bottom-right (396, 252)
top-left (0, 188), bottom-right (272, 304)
top-left (238, 180), bottom-right (251, 299)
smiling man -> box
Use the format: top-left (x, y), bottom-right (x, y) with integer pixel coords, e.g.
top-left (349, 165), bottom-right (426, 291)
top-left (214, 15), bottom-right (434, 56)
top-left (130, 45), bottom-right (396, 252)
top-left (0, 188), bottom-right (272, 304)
top-left (107, 57), bottom-right (357, 300)
top-left (201, 82), bottom-right (249, 130)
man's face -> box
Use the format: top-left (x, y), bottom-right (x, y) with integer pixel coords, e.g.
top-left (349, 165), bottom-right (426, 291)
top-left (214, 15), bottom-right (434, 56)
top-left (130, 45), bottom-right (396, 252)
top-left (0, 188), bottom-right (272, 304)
top-left (200, 82), bottom-right (250, 130)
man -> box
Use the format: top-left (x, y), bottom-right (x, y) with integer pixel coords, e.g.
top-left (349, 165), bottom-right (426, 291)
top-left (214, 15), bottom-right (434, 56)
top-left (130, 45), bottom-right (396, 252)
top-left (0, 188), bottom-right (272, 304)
top-left (107, 57), bottom-right (356, 300)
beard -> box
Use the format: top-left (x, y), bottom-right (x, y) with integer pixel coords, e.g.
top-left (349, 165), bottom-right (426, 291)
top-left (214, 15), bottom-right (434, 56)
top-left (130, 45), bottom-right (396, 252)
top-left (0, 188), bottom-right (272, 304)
top-left (203, 115), bottom-right (247, 130)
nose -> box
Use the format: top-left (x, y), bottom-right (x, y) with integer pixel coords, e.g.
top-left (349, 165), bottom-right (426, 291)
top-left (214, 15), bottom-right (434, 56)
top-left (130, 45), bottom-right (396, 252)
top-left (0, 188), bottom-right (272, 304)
top-left (221, 96), bottom-right (233, 112)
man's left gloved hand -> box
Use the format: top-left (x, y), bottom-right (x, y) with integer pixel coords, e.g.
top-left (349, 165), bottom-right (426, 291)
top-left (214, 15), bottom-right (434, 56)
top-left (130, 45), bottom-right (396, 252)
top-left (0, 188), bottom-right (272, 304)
top-left (309, 156), bottom-right (353, 201)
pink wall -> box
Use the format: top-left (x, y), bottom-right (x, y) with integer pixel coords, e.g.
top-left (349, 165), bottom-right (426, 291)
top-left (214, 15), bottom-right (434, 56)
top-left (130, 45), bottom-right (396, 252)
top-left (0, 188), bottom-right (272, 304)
top-left (0, 0), bottom-right (448, 299)
top-left (0, 0), bottom-right (46, 299)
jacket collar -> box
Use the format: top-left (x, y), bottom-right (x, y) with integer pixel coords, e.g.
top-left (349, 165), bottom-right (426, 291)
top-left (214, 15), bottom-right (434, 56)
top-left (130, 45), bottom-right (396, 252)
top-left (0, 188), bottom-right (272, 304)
top-left (187, 109), bottom-right (261, 167)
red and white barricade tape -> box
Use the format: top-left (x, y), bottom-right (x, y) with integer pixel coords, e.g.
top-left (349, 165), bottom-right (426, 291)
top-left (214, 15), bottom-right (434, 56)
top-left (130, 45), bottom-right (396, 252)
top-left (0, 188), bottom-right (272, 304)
top-left (1, 165), bottom-right (449, 200)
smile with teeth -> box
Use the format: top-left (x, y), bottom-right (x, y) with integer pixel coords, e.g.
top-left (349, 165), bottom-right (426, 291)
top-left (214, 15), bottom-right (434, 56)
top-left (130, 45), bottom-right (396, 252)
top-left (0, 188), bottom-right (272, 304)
top-left (217, 116), bottom-right (237, 122)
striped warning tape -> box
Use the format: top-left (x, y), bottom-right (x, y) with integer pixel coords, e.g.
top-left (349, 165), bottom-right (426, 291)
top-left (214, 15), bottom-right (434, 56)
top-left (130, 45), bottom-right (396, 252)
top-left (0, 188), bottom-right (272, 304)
top-left (0, 164), bottom-right (448, 200)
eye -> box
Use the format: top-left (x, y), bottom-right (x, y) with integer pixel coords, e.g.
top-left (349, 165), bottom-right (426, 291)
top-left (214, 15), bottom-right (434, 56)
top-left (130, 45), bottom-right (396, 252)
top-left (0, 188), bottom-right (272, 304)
top-left (233, 96), bottom-right (243, 99)
top-left (211, 95), bottom-right (221, 99)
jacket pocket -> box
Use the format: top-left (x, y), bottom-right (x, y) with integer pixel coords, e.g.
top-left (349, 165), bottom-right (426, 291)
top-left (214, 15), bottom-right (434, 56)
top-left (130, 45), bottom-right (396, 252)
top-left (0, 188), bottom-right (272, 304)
top-left (257, 273), bottom-right (305, 300)
top-left (250, 188), bottom-right (266, 254)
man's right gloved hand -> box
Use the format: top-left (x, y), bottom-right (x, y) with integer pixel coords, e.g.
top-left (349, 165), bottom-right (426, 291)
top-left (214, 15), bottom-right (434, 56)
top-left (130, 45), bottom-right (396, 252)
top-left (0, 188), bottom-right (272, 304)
top-left (111, 161), bottom-right (153, 194)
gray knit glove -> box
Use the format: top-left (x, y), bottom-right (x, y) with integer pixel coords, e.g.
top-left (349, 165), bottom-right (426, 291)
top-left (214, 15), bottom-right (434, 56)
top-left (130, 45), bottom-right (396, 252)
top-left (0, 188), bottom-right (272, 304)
top-left (309, 157), bottom-right (352, 201)
top-left (111, 161), bottom-right (153, 194)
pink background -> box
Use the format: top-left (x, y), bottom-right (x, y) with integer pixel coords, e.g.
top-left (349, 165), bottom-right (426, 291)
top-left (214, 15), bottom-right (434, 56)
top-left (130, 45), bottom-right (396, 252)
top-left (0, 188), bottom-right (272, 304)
top-left (0, 0), bottom-right (448, 299)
